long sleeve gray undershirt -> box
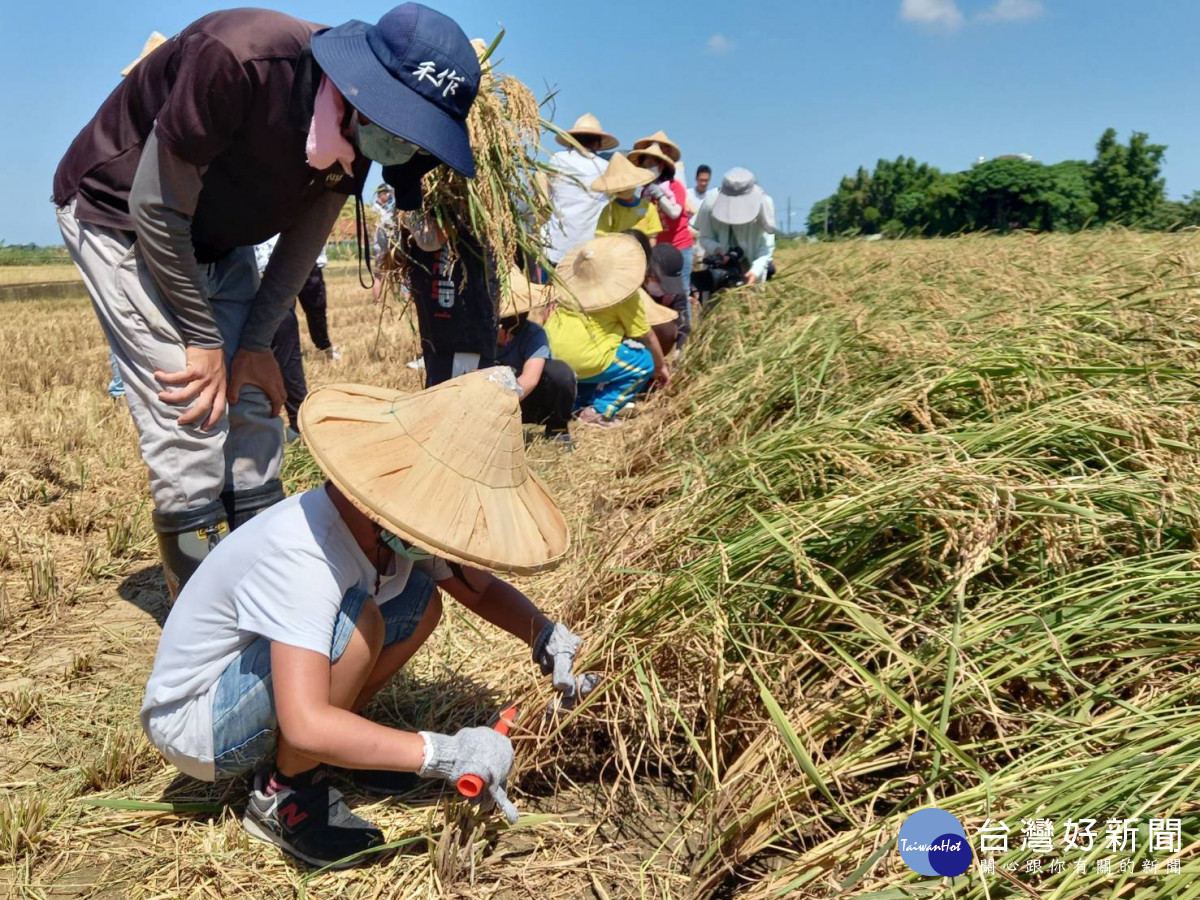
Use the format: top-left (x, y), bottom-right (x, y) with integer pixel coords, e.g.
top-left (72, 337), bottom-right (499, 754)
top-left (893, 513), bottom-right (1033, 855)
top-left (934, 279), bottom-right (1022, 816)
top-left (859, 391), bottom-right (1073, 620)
top-left (129, 131), bottom-right (347, 353)
top-left (240, 191), bottom-right (344, 352)
top-left (130, 131), bottom-right (219, 347)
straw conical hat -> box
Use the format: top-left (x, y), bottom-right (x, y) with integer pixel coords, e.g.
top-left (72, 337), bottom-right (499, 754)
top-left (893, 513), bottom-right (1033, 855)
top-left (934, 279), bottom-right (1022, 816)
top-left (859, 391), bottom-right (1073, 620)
top-left (591, 152), bottom-right (655, 194)
top-left (640, 289), bottom-right (678, 327)
top-left (627, 142), bottom-right (677, 176)
top-left (632, 130), bottom-right (681, 162)
top-left (120, 31), bottom-right (167, 77)
top-left (555, 113), bottom-right (619, 151)
top-left (500, 268), bottom-right (549, 318)
top-left (298, 370), bottom-right (569, 574)
top-left (557, 234), bottom-right (646, 312)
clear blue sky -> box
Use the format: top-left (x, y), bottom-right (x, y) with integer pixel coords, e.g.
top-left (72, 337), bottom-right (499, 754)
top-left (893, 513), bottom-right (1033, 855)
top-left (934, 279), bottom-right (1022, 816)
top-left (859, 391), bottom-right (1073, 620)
top-left (3, 0), bottom-right (1200, 243)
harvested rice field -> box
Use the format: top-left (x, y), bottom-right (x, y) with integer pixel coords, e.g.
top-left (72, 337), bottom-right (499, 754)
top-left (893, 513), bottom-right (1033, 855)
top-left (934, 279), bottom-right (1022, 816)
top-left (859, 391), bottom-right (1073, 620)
top-left (3, 232), bottom-right (1200, 898)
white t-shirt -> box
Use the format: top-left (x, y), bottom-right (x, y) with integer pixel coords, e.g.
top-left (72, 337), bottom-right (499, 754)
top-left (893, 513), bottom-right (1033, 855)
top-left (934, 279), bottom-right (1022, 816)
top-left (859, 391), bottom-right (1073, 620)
top-left (253, 235), bottom-right (327, 275)
top-left (140, 487), bottom-right (450, 781)
top-left (686, 188), bottom-right (711, 240)
top-left (253, 234), bottom-right (279, 276)
top-left (544, 149), bottom-right (609, 264)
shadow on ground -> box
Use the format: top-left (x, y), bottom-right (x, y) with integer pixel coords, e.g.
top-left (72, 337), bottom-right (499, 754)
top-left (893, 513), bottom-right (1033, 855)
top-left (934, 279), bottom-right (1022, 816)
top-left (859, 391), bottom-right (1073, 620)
top-left (117, 564), bottom-right (169, 627)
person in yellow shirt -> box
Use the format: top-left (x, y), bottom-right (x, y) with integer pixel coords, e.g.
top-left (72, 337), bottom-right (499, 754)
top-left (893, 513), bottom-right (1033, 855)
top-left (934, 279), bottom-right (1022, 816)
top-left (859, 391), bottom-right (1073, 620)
top-left (592, 153), bottom-right (663, 241)
top-left (545, 235), bottom-right (671, 425)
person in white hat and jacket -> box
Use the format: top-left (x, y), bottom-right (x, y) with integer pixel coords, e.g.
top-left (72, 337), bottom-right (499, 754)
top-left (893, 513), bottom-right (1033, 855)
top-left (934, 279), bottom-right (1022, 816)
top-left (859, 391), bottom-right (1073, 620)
top-left (140, 368), bottom-right (586, 869)
top-left (544, 113), bottom-right (619, 265)
top-left (695, 167), bottom-right (777, 285)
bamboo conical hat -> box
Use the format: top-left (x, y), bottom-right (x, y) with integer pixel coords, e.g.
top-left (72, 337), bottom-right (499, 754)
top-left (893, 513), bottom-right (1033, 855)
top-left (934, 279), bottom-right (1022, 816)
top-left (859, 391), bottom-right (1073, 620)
top-left (627, 142), bottom-right (677, 177)
top-left (500, 268), bottom-right (549, 318)
top-left (640, 289), bottom-right (679, 327)
top-left (632, 130), bottom-right (681, 162)
top-left (120, 31), bottom-right (167, 77)
top-left (591, 152), bottom-right (654, 194)
top-left (298, 370), bottom-right (569, 575)
top-left (555, 112), bottom-right (619, 151)
top-left (557, 234), bottom-right (646, 312)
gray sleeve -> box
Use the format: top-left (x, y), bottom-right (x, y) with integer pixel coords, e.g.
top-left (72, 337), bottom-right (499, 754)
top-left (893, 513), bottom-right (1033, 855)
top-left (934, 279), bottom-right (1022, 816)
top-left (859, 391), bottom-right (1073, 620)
top-left (696, 202), bottom-right (722, 255)
top-left (238, 191), bottom-right (345, 353)
top-left (750, 229), bottom-right (775, 281)
top-left (749, 197), bottom-right (776, 281)
top-left (129, 131), bottom-right (223, 348)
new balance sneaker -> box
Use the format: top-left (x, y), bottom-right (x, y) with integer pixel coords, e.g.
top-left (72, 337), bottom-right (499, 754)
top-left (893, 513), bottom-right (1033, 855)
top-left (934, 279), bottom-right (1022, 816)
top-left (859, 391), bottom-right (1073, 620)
top-left (243, 768), bottom-right (385, 869)
top-left (323, 346), bottom-right (342, 362)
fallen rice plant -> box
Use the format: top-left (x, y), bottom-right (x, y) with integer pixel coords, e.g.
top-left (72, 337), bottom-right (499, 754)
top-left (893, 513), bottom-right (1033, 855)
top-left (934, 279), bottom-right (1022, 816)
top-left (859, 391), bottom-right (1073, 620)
top-left (516, 231), bottom-right (1200, 898)
top-left (2, 232), bottom-right (1199, 898)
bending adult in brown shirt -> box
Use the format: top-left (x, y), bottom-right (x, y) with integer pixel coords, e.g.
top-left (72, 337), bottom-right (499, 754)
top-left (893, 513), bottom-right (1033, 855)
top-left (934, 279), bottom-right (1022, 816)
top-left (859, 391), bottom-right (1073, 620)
top-left (53, 4), bottom-right (481, 596)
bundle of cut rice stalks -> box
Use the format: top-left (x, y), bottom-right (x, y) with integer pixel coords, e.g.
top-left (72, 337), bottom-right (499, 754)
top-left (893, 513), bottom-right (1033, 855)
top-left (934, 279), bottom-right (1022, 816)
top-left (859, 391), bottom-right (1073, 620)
top-left (383, 32), bottom-right (555, 312)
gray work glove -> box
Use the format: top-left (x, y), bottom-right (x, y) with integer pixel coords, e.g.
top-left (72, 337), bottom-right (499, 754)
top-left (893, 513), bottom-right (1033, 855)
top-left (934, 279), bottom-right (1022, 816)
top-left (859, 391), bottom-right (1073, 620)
top-left (533, 622), bottom-right (582, 696)
top-left (419, 726), bottom-right (519, 824)
top-left (644, 182), bottom-right (667, 201)
top-left (550, 672), bottom-right (602, 714)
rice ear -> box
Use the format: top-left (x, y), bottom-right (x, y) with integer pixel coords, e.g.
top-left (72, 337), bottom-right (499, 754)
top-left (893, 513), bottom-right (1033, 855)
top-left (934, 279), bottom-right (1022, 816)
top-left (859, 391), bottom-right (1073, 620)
top-left (383, 31), bottom-right (554, 309)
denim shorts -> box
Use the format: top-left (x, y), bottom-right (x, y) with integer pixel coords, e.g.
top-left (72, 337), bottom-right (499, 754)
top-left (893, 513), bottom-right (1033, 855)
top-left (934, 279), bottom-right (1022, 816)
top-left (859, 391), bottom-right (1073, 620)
top-left (210, 569), bottom-right (435, 778)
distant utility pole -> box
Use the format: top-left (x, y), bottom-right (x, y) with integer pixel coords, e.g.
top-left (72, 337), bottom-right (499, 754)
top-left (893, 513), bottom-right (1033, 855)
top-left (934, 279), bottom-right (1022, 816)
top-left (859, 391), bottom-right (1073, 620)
top-left (787, 197), bottom-right (792, 236)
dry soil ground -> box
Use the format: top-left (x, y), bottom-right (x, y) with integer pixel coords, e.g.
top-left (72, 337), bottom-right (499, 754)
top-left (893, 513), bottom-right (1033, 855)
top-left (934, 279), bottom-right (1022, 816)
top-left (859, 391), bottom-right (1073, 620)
top-left (0, 268), bottom-right (674, 899)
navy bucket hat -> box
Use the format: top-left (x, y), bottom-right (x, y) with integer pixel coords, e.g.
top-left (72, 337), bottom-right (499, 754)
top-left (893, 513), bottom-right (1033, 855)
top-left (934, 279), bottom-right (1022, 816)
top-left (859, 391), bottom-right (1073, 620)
top-left (312, 3), bottom-right (481, 177)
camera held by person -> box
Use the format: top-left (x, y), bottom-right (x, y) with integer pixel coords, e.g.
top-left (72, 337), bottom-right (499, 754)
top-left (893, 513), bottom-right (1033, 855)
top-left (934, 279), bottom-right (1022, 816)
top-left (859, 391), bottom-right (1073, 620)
top-left (692, 246), bottom-right (746, 301)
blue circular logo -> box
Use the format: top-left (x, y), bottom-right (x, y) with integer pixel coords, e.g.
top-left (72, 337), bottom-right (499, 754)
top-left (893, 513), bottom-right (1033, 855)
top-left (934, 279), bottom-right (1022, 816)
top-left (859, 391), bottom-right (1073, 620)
top-left (897, 809), bottom-right (971, 877)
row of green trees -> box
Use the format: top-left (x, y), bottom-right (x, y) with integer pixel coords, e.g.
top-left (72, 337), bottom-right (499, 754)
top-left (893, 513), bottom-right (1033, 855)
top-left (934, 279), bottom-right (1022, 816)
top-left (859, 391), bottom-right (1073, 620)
top-left (0, 241), bottom-right (71, 266)
top-left (807, 129), bottom-right (1200, 237)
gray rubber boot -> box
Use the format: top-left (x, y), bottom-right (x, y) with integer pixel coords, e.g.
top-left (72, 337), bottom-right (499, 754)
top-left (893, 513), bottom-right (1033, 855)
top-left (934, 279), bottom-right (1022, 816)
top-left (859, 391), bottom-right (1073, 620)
top-left (152, 498), bottom-right (228, 600)
top-left (221, 479), bottom-right (286, 531)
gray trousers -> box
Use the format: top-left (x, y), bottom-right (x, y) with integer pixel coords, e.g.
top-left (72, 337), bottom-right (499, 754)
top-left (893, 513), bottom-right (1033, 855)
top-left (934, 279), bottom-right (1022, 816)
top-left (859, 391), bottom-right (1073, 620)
top-left (57, 203), bottom-right (283, 514)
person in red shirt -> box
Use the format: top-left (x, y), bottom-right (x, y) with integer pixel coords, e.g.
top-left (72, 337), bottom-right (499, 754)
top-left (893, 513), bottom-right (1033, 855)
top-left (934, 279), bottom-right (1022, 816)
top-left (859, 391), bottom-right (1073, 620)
top-left (628, 141), bottom-right (697, 345)
top-left (52, 5), bottom-right (481, 596)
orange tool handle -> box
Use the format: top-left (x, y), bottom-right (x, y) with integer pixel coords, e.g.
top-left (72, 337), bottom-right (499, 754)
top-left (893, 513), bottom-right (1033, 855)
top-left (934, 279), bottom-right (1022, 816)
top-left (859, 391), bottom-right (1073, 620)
top-left (456, 705), bottom-right (518, 798)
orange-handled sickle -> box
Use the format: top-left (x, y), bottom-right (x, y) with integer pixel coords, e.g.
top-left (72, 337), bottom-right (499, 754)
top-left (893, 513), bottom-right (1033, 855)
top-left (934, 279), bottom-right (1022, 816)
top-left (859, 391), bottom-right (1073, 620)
top-left (456, 705), bottom-right (518, 798)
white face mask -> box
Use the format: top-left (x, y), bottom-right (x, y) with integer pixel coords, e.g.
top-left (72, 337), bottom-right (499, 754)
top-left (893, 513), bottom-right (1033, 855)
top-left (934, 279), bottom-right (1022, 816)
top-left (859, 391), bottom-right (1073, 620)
top-left (645, 165), bottom-right (662, 179)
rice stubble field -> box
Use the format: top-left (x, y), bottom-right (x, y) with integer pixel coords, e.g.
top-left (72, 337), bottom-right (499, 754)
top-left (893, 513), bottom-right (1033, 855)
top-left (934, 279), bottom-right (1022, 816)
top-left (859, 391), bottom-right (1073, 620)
top-left (2, 232), bottom-right (1200, 898)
